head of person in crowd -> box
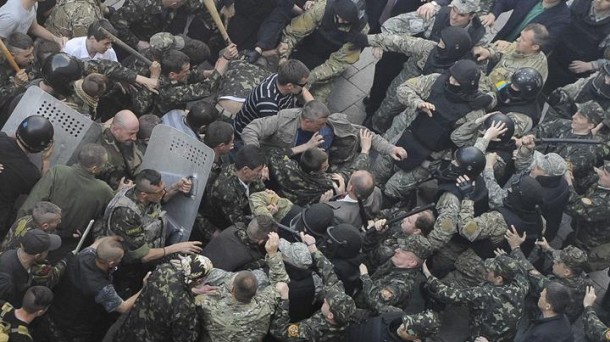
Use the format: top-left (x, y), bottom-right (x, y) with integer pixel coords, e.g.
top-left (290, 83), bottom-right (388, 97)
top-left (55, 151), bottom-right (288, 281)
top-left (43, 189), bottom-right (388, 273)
top-left (19, 228), bottom-right (61, 261)
top-left (529, 153), bottom-right (567, 180)
top-left (203, 121), bottom-right (234, 157)
top-left (86, 19), bottom-right (116, 56)
top-left (79, 73), bottom-right (109, 101)
top-left (396, 310), bottom-right (441, 341)
top-left (400, 210), bottom-right (435, 237)
top-left (291, 203), bottom-right (335, 238)
top-left (172, 254), bottom-right (213, 287)
top-left (552, 246), bottom-right (587, 279)
top-left (571, 100), bottom-right (604, 135)
top-left (246, 215), bottom-right (278, 245)
top-left (515, 24), bottom-right (548, 55)
top-left (589, 63), bottom-right (610, 101)
top-left (137, 114), bottom-right (161, 143)
top-left (299, 100), bottom-right (331, 133)
top-left (188, 101), bottom-right (220, 135)
top-left (277, 59), bottom-right (310, 96)
top-left (33, 39), bottom-right (61, 71)
top-left (320, 223), bottom-right (362, 260)
top-left (448, 0), bottom-right (479, 27)
top-left (438, 146), bottom-right (486, 181)
top-left (133, 169), bottom-right (166, 204)
top-left (346, 170), bottom-right (374, 201)
top-left (278, 238), bottom-right (312, 269)
top-left (17, 286), bottom-right (54, 322)
top-left (6, 32), bottom-right (34, 68)
top-left (78, 143), bottom-right (108, 176)
top-left (300, 148), bottom-right (329, 173)
top-left (430, 27), bottom-right (473, 69)
top-left (41, 53), bottom-right (83, 97)
top-left (95, 237), bottom-right (125, 273)
top-left (231, 270), bottom-right (259, 303)
top-left (328, 0), bottom-right (366, 28)
top-left (596, 163), bottom-right (610, 188)
top-left (31, 201), bottom-right (62, 233)
top-left (481, 113), bottom-right (516, 144)
top-left (321, 289), bottom-right (356, 326)
top-left (110, 110), bottom-right (140, 145)
top-left (150, 32), bottom-right (210, 64)
top-left (538, 282), bottom-right (571, 317)
top-left (15, 115), bottom-right (54, 154)
top-left (503, 174), bottom-right (543, 215)
top-left (446, 59), bottom-right (482, 97)
top-left (161, 50), bottom-right (190, 83)
top-left (483, 254), bottom-right (521, 286)
top-left (234, 144), bottom-right (266, 183)
top-left (497, 67), bottom-right (543, 105)
top-left (391, 235), bottom-right (432, 269)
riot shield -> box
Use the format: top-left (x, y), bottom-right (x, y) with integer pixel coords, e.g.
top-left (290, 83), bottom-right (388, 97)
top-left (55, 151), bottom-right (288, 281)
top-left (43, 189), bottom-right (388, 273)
top-left (1, 86), bottom-right (101, 167)
top-left (141, 125), bottom-right (214, 243)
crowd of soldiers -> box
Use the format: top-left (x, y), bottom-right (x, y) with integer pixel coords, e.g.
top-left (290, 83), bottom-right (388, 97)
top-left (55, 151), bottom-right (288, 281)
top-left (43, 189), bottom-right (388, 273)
top-left (0, 0), bottom-right (610, 339)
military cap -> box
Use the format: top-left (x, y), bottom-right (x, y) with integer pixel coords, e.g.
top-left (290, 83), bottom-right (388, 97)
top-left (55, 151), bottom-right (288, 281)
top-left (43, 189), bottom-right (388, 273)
top-left (576, 100), bottom-right (604, 126)
top-left (484, 254), bottom-right (521, 282)
top-left (278, 238), bottom-right (312, 268)
top-left (21, 229), bottom-right (61, 255)
top-left (450, 0), bottom-right (480, 13)
top-left (326, 290), bottom-right (356, 325)
top-left (557, 246), bottom-right (587, 271)
top-left (402, 310), bottom-right (441, 337)
top-left (173, 254), bottom-right (213, 283)
top-left (534, 152), bottom-right (567, 177)
top-left (398, 235), bottom-right (432, 260)
top-left (149, 32), bottom-right (185, 53)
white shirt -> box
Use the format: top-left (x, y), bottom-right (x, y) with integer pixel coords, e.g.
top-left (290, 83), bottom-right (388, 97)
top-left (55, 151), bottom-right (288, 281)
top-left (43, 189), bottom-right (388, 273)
top-left (0, 0), bottom-right (36, 38)
top-left (63, 36), bottom-right (118, 62)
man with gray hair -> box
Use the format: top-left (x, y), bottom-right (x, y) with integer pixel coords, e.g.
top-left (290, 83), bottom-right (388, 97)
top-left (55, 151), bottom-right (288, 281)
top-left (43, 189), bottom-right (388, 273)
top-left (242, 99), bottom-right (406, 168)
top-left (17, 143), bottom-right (114, 261)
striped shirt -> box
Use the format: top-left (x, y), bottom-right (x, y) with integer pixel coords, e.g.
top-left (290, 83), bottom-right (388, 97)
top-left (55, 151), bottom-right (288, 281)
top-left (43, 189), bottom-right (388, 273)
top-left (233, 73), bottom-right (299, 135)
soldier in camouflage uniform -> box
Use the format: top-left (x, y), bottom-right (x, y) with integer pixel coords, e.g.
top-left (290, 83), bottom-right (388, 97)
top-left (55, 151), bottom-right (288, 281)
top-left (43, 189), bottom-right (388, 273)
top-left (108, 254), bottom-right (213, 342)
top-left (0, 201), bottom-right (61, 254)
top-left (277, 0), bottom-right (368, 103)
top-left (346, 309), bottom-right (441, 342)
top-left (357, 234), bottom-right (432, 314)
top-left (45, 0), bottom-right (106, 39)
top-left (565, 163), bottom-right (610, 271)
top-left (102, 169), bottom-right (202, 297)
top-left (270, 232), bottom-right (356, 341)
top-left (195, 232), bottom-right (289, 341)
top-left (0, 33), bottom-right (35, 115)
top-left (216, 56), bottom-right (272, 117)
top-left (423, 254), bottom-right (529, 341)
top-left (582, 286), bottom-right (610, 342)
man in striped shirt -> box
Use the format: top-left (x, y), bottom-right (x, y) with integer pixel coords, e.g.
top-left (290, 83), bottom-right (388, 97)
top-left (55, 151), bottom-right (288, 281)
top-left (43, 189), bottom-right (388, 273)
top-left (234, 59), bottom-right (314, 136)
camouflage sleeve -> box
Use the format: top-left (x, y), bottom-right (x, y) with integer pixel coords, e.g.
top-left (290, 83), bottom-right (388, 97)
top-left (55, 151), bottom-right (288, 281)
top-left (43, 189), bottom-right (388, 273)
top-left (482, 168), bottom-right (507, 210)
top-left (458, 200), bottom-right (507, 243)
top-left (109, 0), bottom-right (148, 48)
top-left (249, 191), bottom-right (275, 217)
top-left (562, 74), bottom-right (592, 100)
top-left (367, 33), bottom-right (435, 58)
top-left (360, 274), bottom-right (413, 312)
top-left (308, 30), bottom-right (365, 85)
top-left (158, 72), bottom-right (222, 105)
top-left (396, 73), bottom-right (438, 107)
top-left (312, 250), bottom-right (345, 293)
top-left (280, 0), bottom-right (325, 58)
top-left (450, 118), bottom-right (483, 147)
top-left (370, 131), bottom-right (398, 156)
top-left (583, 306), bottom-right (610, 342)
top-left (532, 118), bottom-right (567, 139)
top-left (80, 59), bottom-right (138, 83)
top-left (30, 259), bottom-right (67, 288)
top-left (508, 246), bottom-right (537, 273)
top-left (566, 189), bottom-right (610, 223)
top-left (108, 207), bottom-right (151, 260)
top-left (427, 192), bottom-right (459, 251)
top-left (513, 147), bottom-right (535, 172)
top-left (65, 4), bottom-right (98, 38)
top-left (380, 11), bottom-right (435, 35)
top-left (336, 152), bottom-right (371, 178)
top-left (426, 276), bottom-right (487, 305)
top-left (267, 252), bottom-right (290, 284)
top-left (0, 76), bottom-right (21, 109)
top-left (270, 299), bottom-right (317, 340)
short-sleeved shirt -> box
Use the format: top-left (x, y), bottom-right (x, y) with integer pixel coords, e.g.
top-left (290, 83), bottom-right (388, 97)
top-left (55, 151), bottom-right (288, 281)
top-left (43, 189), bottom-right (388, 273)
top-left (63, 36), bottom-right (118, 62)
top-left (0, 0), bottom-right (36, 38)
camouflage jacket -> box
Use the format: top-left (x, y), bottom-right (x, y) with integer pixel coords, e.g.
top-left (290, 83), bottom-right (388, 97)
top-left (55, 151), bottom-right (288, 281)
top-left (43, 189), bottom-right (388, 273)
top-left (367, 33), bottom-right (435, 74)
top-left (0, 215), bottom-right (36, 254)
top-left (567, 183), bottom-right (610, 248)
top-left (280, 0), bottom-right (366, 85)
top-left (201, 164), bottom-right (265, 231)
top-left (196, 252), bottom-right (289, 342)
top-left (485, 43), bottom-right (548, 88)
top-left (45, 0), bottom-right (105, 38)
top-left (154, 70), bottom-right (222, 115)
top-left (426, 272), bottom-right (529, 341)
top-left (583, 306), bottom-right (610, 342)
top-left (428, 191), bottom-right (460, 251)
top-left (112, 262), bottom-right (202, 342)
top-left (270, 250), bottom-right (350, 341)
top-left (0, 62), bottom-right (28, 110)
top-left (96, 128), bottom-right (143, 189)
top-left (458, 199), bottom-right (507, 245)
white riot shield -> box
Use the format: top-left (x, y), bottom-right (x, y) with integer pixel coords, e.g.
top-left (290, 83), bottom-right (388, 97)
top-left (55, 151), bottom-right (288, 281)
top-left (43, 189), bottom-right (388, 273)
top-left (1, 86), bottom-right (102, 167)
top-left (141, 125), bottom-right (215, 243)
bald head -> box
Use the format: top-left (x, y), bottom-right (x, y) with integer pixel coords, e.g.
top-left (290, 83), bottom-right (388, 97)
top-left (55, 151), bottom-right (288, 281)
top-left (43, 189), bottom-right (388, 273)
top-left (349, 170), bottom-right (375, 200)
top-left (111, 110), bottom-right (139, 144)
top-left (96, 238), bottom-right (124, 264)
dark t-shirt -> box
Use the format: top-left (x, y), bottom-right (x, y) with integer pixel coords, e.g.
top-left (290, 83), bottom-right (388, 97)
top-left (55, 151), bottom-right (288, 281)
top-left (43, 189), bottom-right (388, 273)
top-left (0, 250), bottom-right (30, 307)
top-left (0, 301), bottom-right (32, 342)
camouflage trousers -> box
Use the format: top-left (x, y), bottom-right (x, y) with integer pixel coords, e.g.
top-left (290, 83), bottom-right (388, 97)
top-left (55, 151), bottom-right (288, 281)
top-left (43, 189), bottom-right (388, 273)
top-left (583, 242), bottom-right (610, 271)
top-left (371, 67), bottom-right (412, 133)
top-left (372, 154), bottom-right (433, 200)
top-left (310, 78), bottom-right (334, 104)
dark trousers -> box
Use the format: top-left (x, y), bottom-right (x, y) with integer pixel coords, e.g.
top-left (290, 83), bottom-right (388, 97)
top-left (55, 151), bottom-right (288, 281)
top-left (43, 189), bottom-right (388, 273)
top-left (366, 51), bottom-right (409, 114)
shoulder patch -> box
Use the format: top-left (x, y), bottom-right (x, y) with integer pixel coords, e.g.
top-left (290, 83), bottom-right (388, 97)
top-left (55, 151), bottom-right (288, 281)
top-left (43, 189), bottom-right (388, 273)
top-left (288, 323), bottom-right (300, 338)
top-left (581, 198), bottom-right (593, 206)
top-left (380, 288), bottom-right (395, 301)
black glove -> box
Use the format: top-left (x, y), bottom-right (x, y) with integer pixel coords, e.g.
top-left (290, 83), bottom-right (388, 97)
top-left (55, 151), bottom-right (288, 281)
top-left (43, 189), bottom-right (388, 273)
top-left (246, 49), bottom-right (261, 64)
top-left (457, 179), bottom-right (475, 199)
top-left (348, 33), bottom-right (369, 49)
top-left (547, 89), bottom-right (565, 107)
top-left (469, 93), bottom-right (494, 110)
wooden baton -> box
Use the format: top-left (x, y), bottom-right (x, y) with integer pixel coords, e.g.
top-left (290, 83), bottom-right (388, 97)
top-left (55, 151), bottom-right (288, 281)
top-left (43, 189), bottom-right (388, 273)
top-left (0, 38), bottom-right (20, 73)
top-left (99, 27), bottom-right (153, 66)
top-left (201, 0), bottom-right (232, 45)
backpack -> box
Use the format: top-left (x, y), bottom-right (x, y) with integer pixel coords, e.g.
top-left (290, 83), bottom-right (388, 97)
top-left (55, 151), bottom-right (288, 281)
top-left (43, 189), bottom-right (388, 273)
top-left (0, 302), bottom-right (30, 342)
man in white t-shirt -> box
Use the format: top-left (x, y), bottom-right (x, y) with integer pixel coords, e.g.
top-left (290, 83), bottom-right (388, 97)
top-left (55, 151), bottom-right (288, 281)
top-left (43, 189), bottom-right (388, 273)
top-left (0, 0), bottom-right (65, 45)
top-left (63, 19), bottom-right (118, 62)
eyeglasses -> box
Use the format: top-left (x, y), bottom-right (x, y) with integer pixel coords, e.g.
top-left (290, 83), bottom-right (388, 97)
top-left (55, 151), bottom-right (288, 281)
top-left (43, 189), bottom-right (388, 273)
top-left (294, 81), bottom-right (308, 87)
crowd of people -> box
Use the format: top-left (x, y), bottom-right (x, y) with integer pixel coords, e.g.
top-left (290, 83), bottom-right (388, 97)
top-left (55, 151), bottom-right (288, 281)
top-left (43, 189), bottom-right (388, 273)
top-left (0, 0), bottom-right (609, 339)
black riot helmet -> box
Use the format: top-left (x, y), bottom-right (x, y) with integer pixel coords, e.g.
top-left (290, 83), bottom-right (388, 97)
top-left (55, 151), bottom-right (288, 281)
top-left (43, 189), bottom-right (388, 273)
top-left (449, 59), bottom-right (481, 94)
top-left (483, 112), bottom-right (515, 143)
top-left (322, 224), bottom-right (362, 259)
top-left (16, 115), bottom-right (54, 153)
top-left (453, 146), bottom-right (485, 178)
top-left (42, 53), bottom-right (83, 97)
top-left (510, 68), bottom-right (543, 100)
top-left (332, 0), bottom-right (366, 24)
